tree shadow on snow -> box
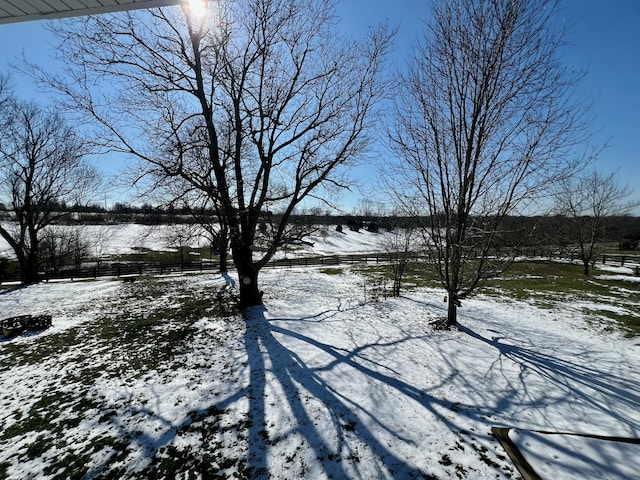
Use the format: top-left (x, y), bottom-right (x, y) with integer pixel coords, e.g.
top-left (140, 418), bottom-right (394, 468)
top-left (242, 306), bottom-right (495, 479)
top-left (457, 324), bottom-right (640, 436)
top-left (0, 283), bottom-right (29, 296)
top-left (402, 295), bottom-right (640, 437)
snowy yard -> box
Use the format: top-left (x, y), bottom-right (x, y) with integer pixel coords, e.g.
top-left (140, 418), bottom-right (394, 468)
top-left (1, 265), bottom-right (639, 479)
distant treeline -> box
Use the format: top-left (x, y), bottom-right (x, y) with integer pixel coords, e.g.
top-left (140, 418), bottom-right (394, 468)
top-left (1, 201), bottom-right (639, 248)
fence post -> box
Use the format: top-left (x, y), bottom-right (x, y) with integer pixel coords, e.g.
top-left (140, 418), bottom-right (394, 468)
top-left (621, 256), bottom-right (625, 267)
top-left (602, 254), bottom-right (606, 264)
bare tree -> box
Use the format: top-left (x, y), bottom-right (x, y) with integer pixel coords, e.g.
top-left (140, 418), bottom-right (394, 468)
top-left (155, 180), bottom-right (230, 272)
top-left (555, 170), bottom-right (637, 275)
top-left (67, 226), bottom-right (90, 271)
top-left (90, 225), bottom-right (112, 271)
top-left (390, 0), bottom-right (590, 327)
top-left (383, 221), bottom-right (419, 297)
top-left (40, 226), bottom-right (90, 273)
top-left (38, 0), bottom-right (392, 308)
top-left (0, 98), bottom-right (99, 284)
top-left (0, 74), bottom-right (10, 111)
top-left (188, 199), bottom-right (230, 273)
top-left (162, 222), bottom-right (199, 271)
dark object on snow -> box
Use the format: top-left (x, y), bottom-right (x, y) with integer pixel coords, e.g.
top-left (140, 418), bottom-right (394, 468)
top-left (492, 427), bottom-right (541, 480)
top-left (1, 314), bottom-right (52, 338)
top-left (122, 276), bottom-right (137, 283)
top-left (347, 219), bottom-right (363, 232)
top-left (335, 225), bottom-right (343, 233)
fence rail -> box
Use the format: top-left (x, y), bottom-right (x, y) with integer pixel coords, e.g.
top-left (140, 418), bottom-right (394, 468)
top-left (1, 251), bottom-right (638, 285)
top-left (0, 253), bottom-right (398, 285)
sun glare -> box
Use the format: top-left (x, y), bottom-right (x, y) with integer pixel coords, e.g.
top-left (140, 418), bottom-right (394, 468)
top-left (185, 0), bottom-right (207, 21)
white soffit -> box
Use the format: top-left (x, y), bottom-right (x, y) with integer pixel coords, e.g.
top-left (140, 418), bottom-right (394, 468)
top-left (0, 0), bottom-right (182, 25)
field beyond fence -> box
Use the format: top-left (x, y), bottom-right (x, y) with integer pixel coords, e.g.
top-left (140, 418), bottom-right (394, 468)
top-left (1, 250), bottom-right (638, 286)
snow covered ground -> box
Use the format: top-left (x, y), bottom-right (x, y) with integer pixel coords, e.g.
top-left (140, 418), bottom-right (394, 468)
top-left (0, 223), bottom-right (215, 259)
top-left (0, 223), bottom-right (395, 259)
top-left (1, 263), bottom-right (639, 479)
top-left (1, 222), bottom-right (639, 478)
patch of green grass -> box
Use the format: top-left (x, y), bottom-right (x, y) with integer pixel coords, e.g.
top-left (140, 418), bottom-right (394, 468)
top-left (353, 259), bottom-right (640, 336)
top-left (599, 242), bottom-right (640, 255)
top-left (320, 267), bottom-right (344, 275)
top-left (2, 409), bottom-right (49, 439)
top-left (38, 436), bottom-right (131, 480)
top-left (1, 389), bottom-right (101, 463)
top-left (580, 308), bottom-right (640, 337)
top-left (111, 247), bottom-right (218, 266)
top-left (485, 261), bottom-right (632, 299)
top-left (149, 404), bottom-right (250, 479)
top-left (479, 262), bottom-right (640, 336)
top-left (402, 263), bottom-right (441, 289)
top-left (354, 262), bottom-right (440, 291)
top-left (0, 327), bottom-right (84, 368)
top-left (93, 276), bottom-right (240, 374)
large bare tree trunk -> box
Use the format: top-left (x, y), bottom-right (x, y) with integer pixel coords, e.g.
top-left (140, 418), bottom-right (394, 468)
top-left (237, 267), bottom-right (262, 309)
top-left (22, 253), bottom-right (41, 284)
top-left (233, 242), bottom-right (262, 309)
top-left (218, 229), bottom-right (229, 273)
top-left (447, 294), bottom-right (458, 328)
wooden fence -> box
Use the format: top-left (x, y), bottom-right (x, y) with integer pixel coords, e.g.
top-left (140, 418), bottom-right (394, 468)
top-left (1, 251), bottom-right (638, 286)
top-left (0, 253), bottom-right (398, 285)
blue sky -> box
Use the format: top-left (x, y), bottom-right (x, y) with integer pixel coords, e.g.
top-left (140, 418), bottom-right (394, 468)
top-left (336, 0), bottom-right (640, 213)
top-left (0, 0), bottom-right (638, 213)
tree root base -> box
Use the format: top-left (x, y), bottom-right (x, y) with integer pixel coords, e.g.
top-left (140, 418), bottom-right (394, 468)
top-left (429, 317), bottom-right (454, 331)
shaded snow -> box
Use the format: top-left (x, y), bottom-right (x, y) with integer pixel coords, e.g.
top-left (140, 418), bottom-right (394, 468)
top-left (510, 429), bottom-right (640, 480)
